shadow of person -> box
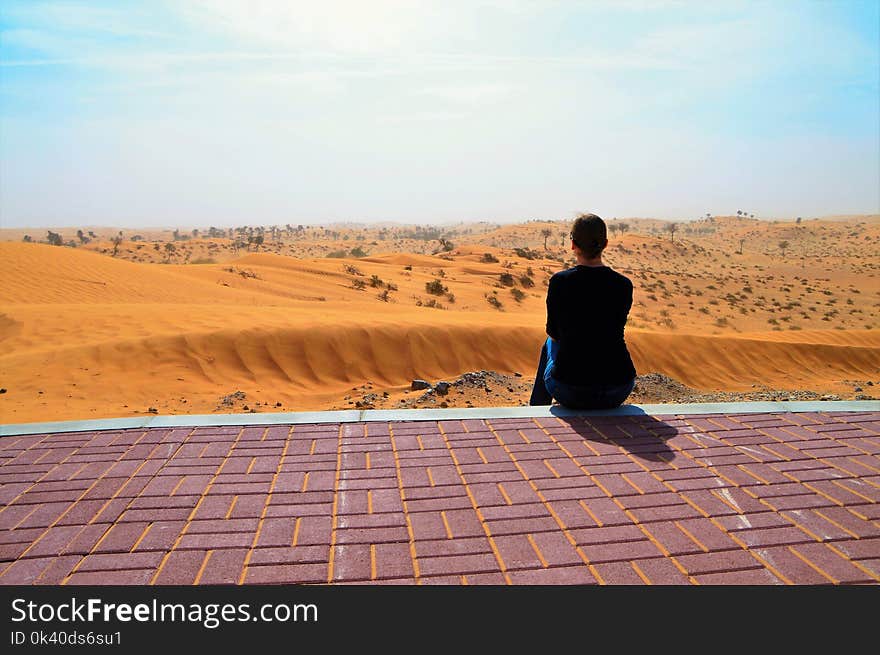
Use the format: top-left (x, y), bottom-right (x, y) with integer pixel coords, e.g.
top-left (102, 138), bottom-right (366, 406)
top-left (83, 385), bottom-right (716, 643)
top-left (549, 404), bottom-right (676, 463)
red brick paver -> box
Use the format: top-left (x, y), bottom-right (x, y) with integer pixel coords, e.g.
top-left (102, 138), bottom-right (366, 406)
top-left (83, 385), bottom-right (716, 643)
top-left (1, 410), bottom-right (879, 585)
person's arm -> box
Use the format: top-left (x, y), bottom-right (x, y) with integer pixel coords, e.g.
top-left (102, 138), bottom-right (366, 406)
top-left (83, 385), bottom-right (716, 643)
top-left (545, 274), bottom-right (560, 340)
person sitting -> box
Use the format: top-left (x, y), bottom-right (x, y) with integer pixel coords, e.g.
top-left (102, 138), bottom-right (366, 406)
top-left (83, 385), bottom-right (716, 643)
top-left (529, 213), bottom-right (636, 409)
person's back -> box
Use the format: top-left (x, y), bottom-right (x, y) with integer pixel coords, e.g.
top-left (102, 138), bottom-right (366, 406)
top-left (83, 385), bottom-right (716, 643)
top-left (529, 213), bottom-right (637, 409)
top-left (546, 265), bottom-right (636, 387)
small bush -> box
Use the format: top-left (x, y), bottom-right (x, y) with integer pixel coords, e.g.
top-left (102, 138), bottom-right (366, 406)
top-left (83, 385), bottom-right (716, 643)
top-left (327, 250), bottom-right (347, 258)
top-left (499, 273), bottom-right (515, 287)
top-left (511, 288), bottom-right (526, 303)
top-left (426, 279), bottom-right (448, 295)
top-left (480, 253), bottom-right (499, 263)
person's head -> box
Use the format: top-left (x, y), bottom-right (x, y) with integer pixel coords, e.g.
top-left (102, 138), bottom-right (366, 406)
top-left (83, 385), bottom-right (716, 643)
top-left (570, 213), bottom-right (607, 260)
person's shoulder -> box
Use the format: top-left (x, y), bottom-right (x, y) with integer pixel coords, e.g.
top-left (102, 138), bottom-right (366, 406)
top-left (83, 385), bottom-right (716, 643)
top-left (550, 267), bottom-right (578, 283)
top-left (605, 266), bottom-right (633, 287)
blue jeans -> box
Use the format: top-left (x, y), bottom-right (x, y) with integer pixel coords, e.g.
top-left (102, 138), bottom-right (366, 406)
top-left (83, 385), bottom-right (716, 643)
top-left (529, 338), bottom-right (635, 409)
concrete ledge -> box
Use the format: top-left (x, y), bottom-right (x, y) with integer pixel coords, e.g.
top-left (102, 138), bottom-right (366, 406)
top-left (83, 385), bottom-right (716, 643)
top-left (1, 400), bottom-right (877, 436)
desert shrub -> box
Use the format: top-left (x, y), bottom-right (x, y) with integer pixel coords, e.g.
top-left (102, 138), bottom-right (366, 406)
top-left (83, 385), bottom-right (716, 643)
top-left (480, 253), bottom-right (499, 263)
top-left (327, 250), bottom-right (347, 258)
top-left (486, 294), bottom-right (503, 310)
top-left (377, 289), bottom-right (391, 302)
top-left (190, 257), bottom-right (216, 264)
top-left (499, 273), bottom-right (515, 287)
top-left (426, 279), bottom-right (448, 295)
top-left (349, 246), bottom-right (367, 258)
top-left (511, 288), bottom-right (526, 303)
top-left (519, 274), bottom-right (534, 288)
top-left (351, 279), bottom-right (366, 290)
top-left (513, 247), bottom-right (540, 260)
top-left (370, 275), bottom-right (383, 288)
top-left (344, 264), bottom-right (364, 276)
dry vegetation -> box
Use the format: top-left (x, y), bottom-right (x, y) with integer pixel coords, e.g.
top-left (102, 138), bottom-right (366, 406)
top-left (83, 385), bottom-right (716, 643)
top-left (1, 214), bottom-right (878, 422)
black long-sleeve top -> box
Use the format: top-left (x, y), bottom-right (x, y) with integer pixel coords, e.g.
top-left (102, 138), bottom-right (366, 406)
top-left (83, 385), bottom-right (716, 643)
top-left (545, 265), bottom-right (637, 386)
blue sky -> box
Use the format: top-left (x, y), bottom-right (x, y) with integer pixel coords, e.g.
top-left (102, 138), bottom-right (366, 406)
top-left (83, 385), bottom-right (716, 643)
top-left (1, 1), bottom-right (878, 228)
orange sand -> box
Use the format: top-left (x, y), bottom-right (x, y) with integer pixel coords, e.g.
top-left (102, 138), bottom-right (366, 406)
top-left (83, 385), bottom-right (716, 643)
top-left (2, 215), bottom-right (878, 423)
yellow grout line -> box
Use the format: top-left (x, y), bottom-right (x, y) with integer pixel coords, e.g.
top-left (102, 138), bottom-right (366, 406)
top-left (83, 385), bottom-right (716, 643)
top-left (477, 447), bottom-right (488, 465)
top-left (193, 550), bottom-right (213, 585)
top-left (849, 456), bottom-right (880, 474)
top-left (365, 452), bottom-right (371, 470)
top-left (246, 457), bottom-right (256, 475)
top-left (292, 517), bottom-right (301, 547)
top-left (737, 464), bottom-right (771, 485)
top-left (367, 490), bottom-right (373, 515)
top-left (526, 534), bottom-right (548, 568)
top-left (519, 430), bottom-right (531, 444)
top-left (388, 425), bottom-right (421, 583)
top-left (581, 440), bottom-right (601, 457)
top-left (812, 509), bottom-right (861, 539)
top-left (490, 424), bottom-right (600, 583)
top-left (426, 467), bottom-right (435, 487)
top-left (578, 500), bottom-right (603, 527)
top-left (460, 575), bottom-right (468, 584)
top-left (370, 544), bottom-right (377, 581)
top-left (438, 423), bottom-right (512, 585)
top-left (238, 428), bottom-right (289, 585)
top-left (309, 439), bottom-right (317, 456)
top-left (829, 479), bottom-right (876, 504)
top-left (708, 488), bottom-right (744, 515)
top-left (325, 424), bottom-right (344, 585)
top-left (416, 435), bottom-right (424, 451)
top-left (620, 473), bottom-right (644, 495)
top-left (225, 496), bottom-right (238, 520)
top-left (10, 505), bottom-right (41, 530)
top-left (543, 460), bottom-right (561, 479)
top-left (655, 451), bottom-right (679, 469)
top-left (497, 483), bottom-right (512, 506)
top-left (787, 545), bottom-right (837, 583)
top-left (825, 542), bottom-right (880, 582)
top-left (66, 462), bottom-right (89, 481)
top-left (630, 560), bottom-right (652, 585)
top-left (150, 428), bottom-right (240, 585)
top-left (130, 523), bottom-right (153, 552)
top-left (675, 521), bottom-right (709, 553)
top-left (199, 444), bottom-right (209, 458)
top-left (440, 511), bottom-right (454, 539)
top-left (170, 476), bottom-right (186, 497)
top-left (801, 482), bottom-right (846, 507)
top-left (301, 471), bottom-right (310, 493)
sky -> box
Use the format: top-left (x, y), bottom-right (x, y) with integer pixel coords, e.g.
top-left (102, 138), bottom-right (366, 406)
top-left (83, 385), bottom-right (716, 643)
top-left (1, 1), bottom-right (878, 229)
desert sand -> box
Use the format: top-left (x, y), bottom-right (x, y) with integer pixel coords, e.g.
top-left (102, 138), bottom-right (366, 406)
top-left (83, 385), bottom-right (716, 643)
top-left (1, 215), bottom-right (878, 424)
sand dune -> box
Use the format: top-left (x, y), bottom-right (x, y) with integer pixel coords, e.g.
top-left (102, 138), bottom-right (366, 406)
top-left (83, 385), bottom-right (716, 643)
top-left (1, 220), bottom-right (878, 424)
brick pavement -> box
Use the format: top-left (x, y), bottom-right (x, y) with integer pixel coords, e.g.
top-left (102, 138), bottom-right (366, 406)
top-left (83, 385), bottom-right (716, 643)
top-left (1, 410), bottom-right (879, 585)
